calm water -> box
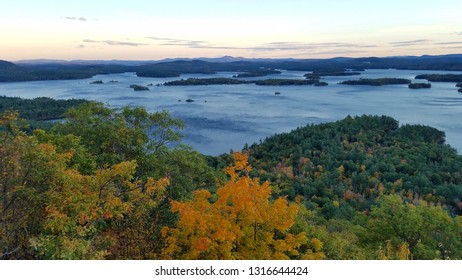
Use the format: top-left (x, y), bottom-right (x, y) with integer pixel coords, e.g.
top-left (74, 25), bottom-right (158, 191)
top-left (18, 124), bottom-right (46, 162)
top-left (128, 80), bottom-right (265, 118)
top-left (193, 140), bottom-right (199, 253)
top-left (1, 69), bottom-right (461, 155)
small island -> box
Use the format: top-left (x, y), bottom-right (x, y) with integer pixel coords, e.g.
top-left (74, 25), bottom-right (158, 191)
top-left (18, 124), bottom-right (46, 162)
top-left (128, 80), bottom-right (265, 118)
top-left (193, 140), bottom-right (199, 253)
top-left (339, 78), bottom-right (411, 86)
top-left (185, 98), bottom-right (194, 102)
top-left (408, 83), bottom-right (431, 89)
top-left (129, 84), bottom-right (149, 91)
top-left (304, 69), bottom-right (361, 79)
top-left (162, 77), bottom-right (328, 87)
top-left (255, 79), bottom-right (318, 86)
top-left (314, 81), bottom-right (328, 86)
top-left (164, 78), bottom-right (249, 86)
top-left (456, 82), bottom-right (462, 87)
top-left (459, 88), bottom-right (462, 93)
top-left (233, 69), bottom-right (282, 78)
top-left (90, 80), bottom-right (103, 84)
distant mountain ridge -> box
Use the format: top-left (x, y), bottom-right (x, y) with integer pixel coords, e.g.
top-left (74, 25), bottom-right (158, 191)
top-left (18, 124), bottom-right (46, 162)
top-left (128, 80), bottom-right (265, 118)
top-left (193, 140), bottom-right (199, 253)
top-left (13, 56), bottom-right (250, 65)
top-left (14, 54), bottom-right (462, 66)
top-left (2, 54), bottom-right (462, 82)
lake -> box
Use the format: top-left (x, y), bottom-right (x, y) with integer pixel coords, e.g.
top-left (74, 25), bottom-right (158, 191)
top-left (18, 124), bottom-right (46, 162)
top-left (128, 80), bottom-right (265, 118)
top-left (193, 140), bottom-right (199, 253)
top-left (1, 69), bottom-right (461, 155)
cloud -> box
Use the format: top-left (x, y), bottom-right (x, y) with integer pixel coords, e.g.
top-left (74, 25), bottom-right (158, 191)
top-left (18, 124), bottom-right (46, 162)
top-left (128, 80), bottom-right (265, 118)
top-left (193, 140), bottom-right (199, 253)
top-left (147, 36), bottom-right (210, 48)
top-left (76, 44), bottom-right (85, 49)
top-left (103, 40), bottom-right (148, 46)
top-left (147, 36), bottom-right (181, 41)
top-left (250, 42), bottom-right (377, 52)
top-left (65, 16), bottom-right (87, 21)
top-left (435, 41), bottom-right (462, 45)
top-left (389, 39), bottom-right (432, 47)
top-left (292, 49), bottom-right (365, 57)
top-left (442, 46), bottom-right (462, 49)
top-left (147, 36), bottom-right (377, 54)
top-left (83, 39), bottom-right (148, 47)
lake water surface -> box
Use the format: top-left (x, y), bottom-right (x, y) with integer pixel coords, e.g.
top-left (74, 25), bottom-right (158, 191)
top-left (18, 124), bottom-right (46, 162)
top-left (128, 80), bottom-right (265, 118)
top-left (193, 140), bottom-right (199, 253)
top-left (1, 69), bottom-right (461, 155)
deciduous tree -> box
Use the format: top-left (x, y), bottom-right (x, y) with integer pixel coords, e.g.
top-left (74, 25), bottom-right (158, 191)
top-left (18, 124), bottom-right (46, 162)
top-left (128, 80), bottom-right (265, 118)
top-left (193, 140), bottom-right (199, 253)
top-left (162, 153), bottom-right (308, 259)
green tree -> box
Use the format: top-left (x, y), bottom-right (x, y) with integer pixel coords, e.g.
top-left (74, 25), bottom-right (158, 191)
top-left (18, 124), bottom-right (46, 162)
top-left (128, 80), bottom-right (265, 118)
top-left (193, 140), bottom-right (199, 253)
top-left (361, 195), bottom-right (462, 259)
top-left (52, 102), bottom-right (184, 167)
top-left (0, 111), bottom-right (68, 259)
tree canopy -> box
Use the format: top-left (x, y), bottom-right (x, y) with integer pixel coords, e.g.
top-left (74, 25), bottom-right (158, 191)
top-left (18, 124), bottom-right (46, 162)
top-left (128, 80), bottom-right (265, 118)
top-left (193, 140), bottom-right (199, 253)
top-left (1, 100), bottom-right (462, 260)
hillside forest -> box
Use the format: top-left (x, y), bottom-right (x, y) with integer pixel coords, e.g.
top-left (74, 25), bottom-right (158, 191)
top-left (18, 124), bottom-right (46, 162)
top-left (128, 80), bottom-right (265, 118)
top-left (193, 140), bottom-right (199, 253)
top-left (1, 99), bottom-right (462, 260)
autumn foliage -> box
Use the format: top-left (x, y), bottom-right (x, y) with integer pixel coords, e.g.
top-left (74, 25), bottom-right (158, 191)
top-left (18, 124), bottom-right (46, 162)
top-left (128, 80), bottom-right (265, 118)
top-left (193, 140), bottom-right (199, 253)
top-left (3, 104), bottom-right (462, 260)
top-left (161, 153), bottom-right (308, 259)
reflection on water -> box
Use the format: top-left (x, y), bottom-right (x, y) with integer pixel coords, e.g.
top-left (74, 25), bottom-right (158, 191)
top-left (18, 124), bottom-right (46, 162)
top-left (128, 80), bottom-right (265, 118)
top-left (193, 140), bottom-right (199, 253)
top-left (1, 69), bottom-right (461, 155)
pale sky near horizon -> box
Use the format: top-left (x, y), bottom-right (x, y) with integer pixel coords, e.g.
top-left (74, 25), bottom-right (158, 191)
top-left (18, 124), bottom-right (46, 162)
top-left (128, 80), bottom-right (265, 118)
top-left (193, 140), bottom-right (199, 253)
top-left (1, 0), bottom-right (462, 61)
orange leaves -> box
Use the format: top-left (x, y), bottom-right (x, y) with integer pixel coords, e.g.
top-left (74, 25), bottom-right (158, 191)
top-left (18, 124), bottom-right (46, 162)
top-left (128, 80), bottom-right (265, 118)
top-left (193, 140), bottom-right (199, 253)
top-left (193, 237), bottom-right (211, 252)
top-left (269, 197), bottom-right (299, 231)
top-left (224, 152), bottom-right (251, 179)
top-left (163, 152), bottom-right (307, 260)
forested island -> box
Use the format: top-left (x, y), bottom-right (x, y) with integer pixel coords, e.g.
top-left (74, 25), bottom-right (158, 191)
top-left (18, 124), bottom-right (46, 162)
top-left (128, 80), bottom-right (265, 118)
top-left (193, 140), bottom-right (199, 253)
top-left (2, 97), bottom-right (462, 260)
top-left (314, 81), bottom-right (328, 86)
top-left (163, 78), bottom-right (322, 86)
top-left (254, 79), bottom-right (319, 86)
top-left (415, 74), bottom-right (462, 82)
top-left (339, 78), bottom-right (411, 86)
top-left (163, 77), bottom-right (249, 86)
top-left (129, 84), bottom-right (150, 91)
top-left (304, 69), bottom-right (361, 79)
top-left (3, 54), bottom-right (462, 82)
top-left (408, 83), bottom-right (431, 89)
top-left (232, 69), bottom-right (282, 78)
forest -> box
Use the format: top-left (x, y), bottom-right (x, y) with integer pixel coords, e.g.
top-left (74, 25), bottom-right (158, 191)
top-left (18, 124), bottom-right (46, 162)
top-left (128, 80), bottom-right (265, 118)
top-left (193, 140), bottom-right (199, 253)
top-left (163, 78), bottom-right (322, 86)
top-left (408, 83), bottom-right (431, 89)
top-left (339, 78), bottom-right (411, 86)
top-left (1, 98), bottom-right (462, 260)
top-left (3, 54), bottom-right (462, 82)
top-left (163, 77), bottom-right (249, 86)
top-left (415, 74), bottom-right (462, 82)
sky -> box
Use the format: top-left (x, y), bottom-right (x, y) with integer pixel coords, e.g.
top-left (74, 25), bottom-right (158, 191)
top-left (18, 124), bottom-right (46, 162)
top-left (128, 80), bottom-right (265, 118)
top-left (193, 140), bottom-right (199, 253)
top-left (1, 0), bottom-right (462, 61)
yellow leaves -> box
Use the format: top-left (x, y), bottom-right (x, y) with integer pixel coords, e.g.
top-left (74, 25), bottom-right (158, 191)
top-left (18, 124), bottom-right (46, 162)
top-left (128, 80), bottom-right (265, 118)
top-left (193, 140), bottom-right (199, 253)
top-left (145, 177), bottom-right (169, 196)
top-left (378, 240), bottom-right (410, 260)
top-left (224, 152), bottom-right (251, 179)
top-left (270, 197), bottom-right (298, 231)
top-left (0, 110), bottom-right (19, 123)
top-left (40, 154), bottom-right (169, 259)
top-left (397, 242), bottom-right (411, 260)
top-left (300, 238), bottom-right (326, 260)
top-left (163, 152), bottom-right (308, 260)
top-left (311, 238), bottom-right (323, 252)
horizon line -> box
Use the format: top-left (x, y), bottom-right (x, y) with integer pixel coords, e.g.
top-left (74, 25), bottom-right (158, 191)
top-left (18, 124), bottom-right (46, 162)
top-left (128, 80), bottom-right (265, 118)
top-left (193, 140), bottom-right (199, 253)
top-left (9, 53), bottom-right (462, 64)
